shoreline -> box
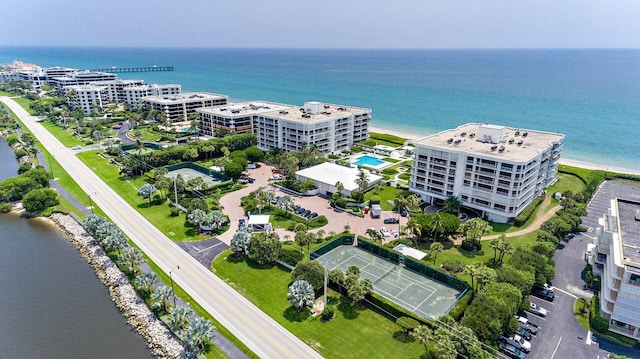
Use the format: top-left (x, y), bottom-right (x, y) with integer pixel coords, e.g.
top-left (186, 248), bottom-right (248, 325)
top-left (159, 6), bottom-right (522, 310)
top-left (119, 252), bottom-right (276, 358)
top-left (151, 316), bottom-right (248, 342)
top-left (369, 126), bottom-right (640, 176)
top-left (46, 212), bottom-right (192, 359)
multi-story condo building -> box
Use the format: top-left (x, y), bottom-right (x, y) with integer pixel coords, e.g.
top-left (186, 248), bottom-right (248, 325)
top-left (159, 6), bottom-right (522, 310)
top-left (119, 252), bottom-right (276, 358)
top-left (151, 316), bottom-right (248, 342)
top-left (94, 79), bottom-right (145, 103)
top-left (44, 66), bottom-right (78, 79)
top-left (48, 70), bottom-right (117, 91)
top-left (253, 101), bottom-right (371, 154)
top-left (123, 84), bottom-right (182, 109)
top-left (589, 198), bottom-right (640, 340)
top-left (64, 84), bottom-right (108, 114)
top-left (142, 92), bottom-right (227, 123)
top-left (409, 123), bottom-right (564, 223)
top-left (196, 101), bottom-right (291, 136)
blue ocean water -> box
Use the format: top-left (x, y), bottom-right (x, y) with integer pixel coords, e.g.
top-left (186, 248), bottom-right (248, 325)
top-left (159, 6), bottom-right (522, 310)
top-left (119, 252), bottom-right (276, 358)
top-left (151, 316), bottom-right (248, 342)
top-left (1, 47), bottom-right (639, 171)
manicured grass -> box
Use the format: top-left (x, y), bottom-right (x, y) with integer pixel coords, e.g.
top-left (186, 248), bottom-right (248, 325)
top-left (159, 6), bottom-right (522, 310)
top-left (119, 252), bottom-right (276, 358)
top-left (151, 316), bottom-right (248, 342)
top-left (381, 157), bottom-right (400, 163)
top-left (13, 97), bottom-right (35, 115)
top-left (131, 127), bottom-right (163, 142)
top-left (211, 252), bottom-right (424, 359)
top-left (76, 150), bottom-right (205, 241)
top-left (365, 185), bottom-right (409, 211)
top-left (39, 121), bottom-right (84, 147)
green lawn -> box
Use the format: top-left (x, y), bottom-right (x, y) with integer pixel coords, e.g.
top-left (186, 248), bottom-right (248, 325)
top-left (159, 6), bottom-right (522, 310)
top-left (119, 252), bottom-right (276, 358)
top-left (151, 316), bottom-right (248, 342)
top-left (365, 185), bottom-right (409, 211)
top-left (13, 97), bottom-right (35, 115)
top-left (130, 126), bottom-right (163, 142)
top-left (40, 121), bottom-right (84, 147)
top-left (76, 150), bottom-right (205, 241)
top-left (212, 252), bottom-right (424, 359)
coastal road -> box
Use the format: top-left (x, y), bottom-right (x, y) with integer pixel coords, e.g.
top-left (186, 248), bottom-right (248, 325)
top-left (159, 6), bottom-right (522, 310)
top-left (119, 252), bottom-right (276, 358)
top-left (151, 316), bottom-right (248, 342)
top-left (1, 97), bottom-right (323, 359)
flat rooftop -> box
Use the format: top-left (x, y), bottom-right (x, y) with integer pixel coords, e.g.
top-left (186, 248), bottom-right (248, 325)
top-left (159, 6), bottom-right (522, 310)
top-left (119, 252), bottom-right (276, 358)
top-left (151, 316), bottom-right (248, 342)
top-left (414, 123), bottom-right (565, 162)
top-left (260, 102), bottom-right (370, 123)
top-left (616, 199), bottom-right (640, 265)
top-left (296, 162), bottom-right (382, 192)
top-left (142, 92), bottom-right (228, 104)
top-left (197, 101), bottom-right (291, 117)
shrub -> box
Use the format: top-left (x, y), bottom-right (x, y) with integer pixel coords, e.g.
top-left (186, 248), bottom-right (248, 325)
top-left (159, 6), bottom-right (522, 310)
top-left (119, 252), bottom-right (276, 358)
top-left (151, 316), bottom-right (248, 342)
top-left (334, 197), bottom-right (349, 209)
top-left (85, 140), bottom-right (94, 145)
top-left (369, 195), bottom-right (381, 205)
top-left (442, 260), bottom-right (464, 273)
top-left (169, 207), bottom-right (180, 217)
top-left (0, 202), bottom-right (12, 213)
top-left (7, 134), bottom-right (18, 146)
top-left (278, 247), bottom-right (304, 267)
top-left (321, 305), bottom-right (335, 321)
top-left (17, 162), bottom-right (32, 174)
top-left (396, 316), bottom-right (420, 334)
top-left (381, 168), bottom-right (398, 175)
top-left (14, 148), bottom-right (27, 158)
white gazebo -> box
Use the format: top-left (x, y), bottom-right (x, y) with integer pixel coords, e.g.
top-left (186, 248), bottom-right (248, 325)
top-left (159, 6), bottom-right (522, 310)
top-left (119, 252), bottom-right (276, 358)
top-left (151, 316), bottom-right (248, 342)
top-left (247, 214), bottom-right (272, 232)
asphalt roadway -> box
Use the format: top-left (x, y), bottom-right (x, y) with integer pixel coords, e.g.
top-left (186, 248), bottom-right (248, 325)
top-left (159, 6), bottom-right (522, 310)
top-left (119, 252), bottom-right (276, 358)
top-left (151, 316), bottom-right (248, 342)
top-left (1, 97), bottom-right (323, 359)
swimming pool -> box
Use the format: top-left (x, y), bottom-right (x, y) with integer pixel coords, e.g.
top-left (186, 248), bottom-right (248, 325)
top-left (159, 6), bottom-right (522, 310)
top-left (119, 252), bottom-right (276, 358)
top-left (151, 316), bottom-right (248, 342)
top-left (353, 155), bottom-right (385, 167)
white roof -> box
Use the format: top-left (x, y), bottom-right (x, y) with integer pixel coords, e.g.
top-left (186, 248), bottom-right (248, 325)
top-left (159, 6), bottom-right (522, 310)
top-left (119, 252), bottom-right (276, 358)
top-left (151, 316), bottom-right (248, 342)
top-left (247, 215), bottom-right (270, 225)
top-left (393, 244), bottom-right (428, 260)
top-left (296, 162), bottom-right (382, 192)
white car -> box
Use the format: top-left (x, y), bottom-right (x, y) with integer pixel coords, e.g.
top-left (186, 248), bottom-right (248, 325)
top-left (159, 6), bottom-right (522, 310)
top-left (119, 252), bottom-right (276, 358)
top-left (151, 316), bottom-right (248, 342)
top-left (527, 302), bottom-right (549, 317)
top-left (379, 227), bottom-right (391, 237)
top-left (72, 145), bottom-right (82, 150)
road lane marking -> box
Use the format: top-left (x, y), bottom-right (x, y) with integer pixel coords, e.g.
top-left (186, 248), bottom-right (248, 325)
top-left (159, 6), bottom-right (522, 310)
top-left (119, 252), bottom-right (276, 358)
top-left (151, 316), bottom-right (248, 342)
top-left (586, 330), bottom-right (592, 345)
top-left (196, 242), bottom-right (224, 253)
top-left (550, 336), bottom-right (563, 359)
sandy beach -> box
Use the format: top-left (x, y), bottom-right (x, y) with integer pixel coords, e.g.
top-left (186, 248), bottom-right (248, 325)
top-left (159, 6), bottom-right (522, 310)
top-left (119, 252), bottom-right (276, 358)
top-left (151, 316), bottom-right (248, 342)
top-left (370, 126), bottom-right (640, 176)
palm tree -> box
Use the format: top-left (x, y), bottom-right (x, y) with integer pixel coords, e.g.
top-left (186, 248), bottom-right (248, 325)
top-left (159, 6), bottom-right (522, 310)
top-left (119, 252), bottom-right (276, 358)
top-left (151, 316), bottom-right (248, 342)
top-left (184, 318), bottom-right (216, 355)
top-left (135, 271), bottom-right (159, 294)
top-left (442, 195), bottom-right (462, 214)
top-left (459, 217), bottom-right (492, 248)
top-left (334, 181), bottom-right (345, 197)
top-left (404, 218), bottom-right (422, 248)
top-left (412, 325), bottom-right (434, 359)
top-left (187, 113), bottom-right (199, 142)
top-left (151, 285), bottom-right (174, 314)
top-left (498, 239), bottom-right (513, 264)
top-left (168, 306), bottom-right (193, 333)
top-left (489, 237), bottom-right (500, 263)
top-left (428, 213), bottom-right (447, 242)
top-left (202, 144), bottom-right (215, 159)
top-left (354, 169), bottom-right (369, 193)
top-left (275, 195), bottom-right (295, 217)
top-left (463, 263), bottom-right (481, 293)
top-left (118, 246), bottom-right (145, 275)
top-left (475, 266), bottom-right (496, 291)
top-left (103, 231), bottom-right (127, 254)
top-left (430, 242), bottom-right (444, 266)
top-left (287, 280), bottom-right (315, 311)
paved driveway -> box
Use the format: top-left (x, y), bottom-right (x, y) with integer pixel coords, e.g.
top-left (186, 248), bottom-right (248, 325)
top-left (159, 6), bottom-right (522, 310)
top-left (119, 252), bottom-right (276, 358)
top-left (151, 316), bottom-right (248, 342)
top-left (218, 164), bottom-right (408, 245)
top-left (177, 237), bottom-right (229, 268)
top-left (527, 180), bottom-right (640, 359)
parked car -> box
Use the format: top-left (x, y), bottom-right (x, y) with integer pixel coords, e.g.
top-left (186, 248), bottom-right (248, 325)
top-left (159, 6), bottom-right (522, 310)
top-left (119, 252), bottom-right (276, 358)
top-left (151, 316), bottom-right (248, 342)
top-left (72, 145), bottom-right (82, 150)
top-left (516, 326), bottom-right (532, 341)
top-left (527, 302), bottom-right (548, 317)
top-left (499, 334), bottom-right (531, 353)
top-left (308, 212), bottom-right (318, 220)
top-left (517, 316), bottom-right (539, 335)
top-left (238, 219), bottom-right (246, 229)
top-left (400, 208), bottom-right (408, 217)
top-left (498, 342), bottom-right (527, 359)
top-left (532, 287), bottom-right (555, 302)
top-left (302, 209), bottom-right (311, 218)
top-left (294, 207), bottom-right (306, 215)
top-left (542, 283), bottom-right (554, 291)
top-left (384, 217), bottom-right (399, 224)
top-left (380, 227), bottom-right (391, 237)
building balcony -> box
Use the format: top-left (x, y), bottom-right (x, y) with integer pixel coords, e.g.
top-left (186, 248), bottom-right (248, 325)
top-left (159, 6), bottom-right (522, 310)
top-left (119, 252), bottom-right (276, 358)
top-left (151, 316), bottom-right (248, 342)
top-left (609, 325), bottom-right (637, 338)
top-left (596, 253), bottom-right (607, 264)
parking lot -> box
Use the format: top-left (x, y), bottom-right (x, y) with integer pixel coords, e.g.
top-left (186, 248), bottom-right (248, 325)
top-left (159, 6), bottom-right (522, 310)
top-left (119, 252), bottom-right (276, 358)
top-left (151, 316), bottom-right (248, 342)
top-left (526, 180), bottom-right (640, 359)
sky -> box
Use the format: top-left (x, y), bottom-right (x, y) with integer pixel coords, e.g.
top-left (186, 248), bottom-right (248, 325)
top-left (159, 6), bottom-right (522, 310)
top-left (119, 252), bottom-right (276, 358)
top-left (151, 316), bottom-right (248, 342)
top-left (2, 0), bottom-right (640, 48)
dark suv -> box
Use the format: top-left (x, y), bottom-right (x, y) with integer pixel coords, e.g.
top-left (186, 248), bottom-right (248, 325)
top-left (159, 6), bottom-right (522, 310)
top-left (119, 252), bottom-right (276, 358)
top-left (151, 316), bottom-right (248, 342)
top-left (532, 287), bottom-right (555, 302)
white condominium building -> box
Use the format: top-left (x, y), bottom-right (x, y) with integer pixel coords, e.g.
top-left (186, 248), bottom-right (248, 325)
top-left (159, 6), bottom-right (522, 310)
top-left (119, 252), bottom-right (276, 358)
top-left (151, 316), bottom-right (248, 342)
top-left (409, 123), bottom-right (564, 223)
top-left (123, 84), bottom-right (182, 109)
top-left (94, 79), bottom-right (145, 103)
top-left (44, 66), bottom-right (78, 79)
top-left (589, 199), bottom-right (640, 340)
top-left (48, 70), bottom-right (117, 90)
top-left (196, 101), bottom-right (291, 136)
top-left (64, 84), bottom-right (108, 114)
top-left (142, 92), bottom-right (228, 123)
top-left (253, 101), bottom-right (370, 154)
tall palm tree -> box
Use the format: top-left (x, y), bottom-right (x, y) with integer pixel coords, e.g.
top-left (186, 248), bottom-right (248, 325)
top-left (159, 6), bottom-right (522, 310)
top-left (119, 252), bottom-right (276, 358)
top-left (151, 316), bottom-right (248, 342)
top-left (404, 219), bottom-right (422, 248)
top-left (430, 242), bottom-right (444, 266)
top-left (334, 181), bottom-right (345, 197)
top-left (355, 169), bottom-right (369, 193)
top-left (489, 237), bottom-right (500, 263)
top-left (463, 263), bottom-right (482, 293)
top-left (135, 271), bottom-right (159, 294)
top-left (118, 246), bottom-right (145, 275)
top-left (498, 239), bottom-right (513, 264)
top-left (442, 195), bottom-right (462, 214)
top-left (151, 285), bottom-right (174, 314)
top-left (429, 213), bottom-right (447, 242)
top-left (275, 195), bottom-right (295, 217)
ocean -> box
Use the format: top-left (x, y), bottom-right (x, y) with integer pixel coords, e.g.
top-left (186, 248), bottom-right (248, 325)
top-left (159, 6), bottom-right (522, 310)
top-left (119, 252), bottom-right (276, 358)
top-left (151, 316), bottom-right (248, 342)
top-left (1, 47), bottom-right (639, 171)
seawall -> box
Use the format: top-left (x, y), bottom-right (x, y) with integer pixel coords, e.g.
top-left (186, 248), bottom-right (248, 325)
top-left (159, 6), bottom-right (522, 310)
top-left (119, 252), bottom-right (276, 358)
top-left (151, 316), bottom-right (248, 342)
top-left (48, 212), bottom-right (193, 359)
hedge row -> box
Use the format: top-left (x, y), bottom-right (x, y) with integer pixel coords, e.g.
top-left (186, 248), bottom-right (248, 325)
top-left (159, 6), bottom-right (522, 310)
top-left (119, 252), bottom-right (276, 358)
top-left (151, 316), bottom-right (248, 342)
top-left (514, 196), bottom-right (544, 226)
top-left (589, 295), bottom-right (609, 332)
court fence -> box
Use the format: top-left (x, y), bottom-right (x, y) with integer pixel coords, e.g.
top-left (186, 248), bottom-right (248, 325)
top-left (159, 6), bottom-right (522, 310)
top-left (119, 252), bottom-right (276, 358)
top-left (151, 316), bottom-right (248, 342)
top-left (309, 234), bottom-right (354, 260)
top-left (121, 142), bottom-right (163, 151)
top-left (356, 238), bottom-right (469, 292)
